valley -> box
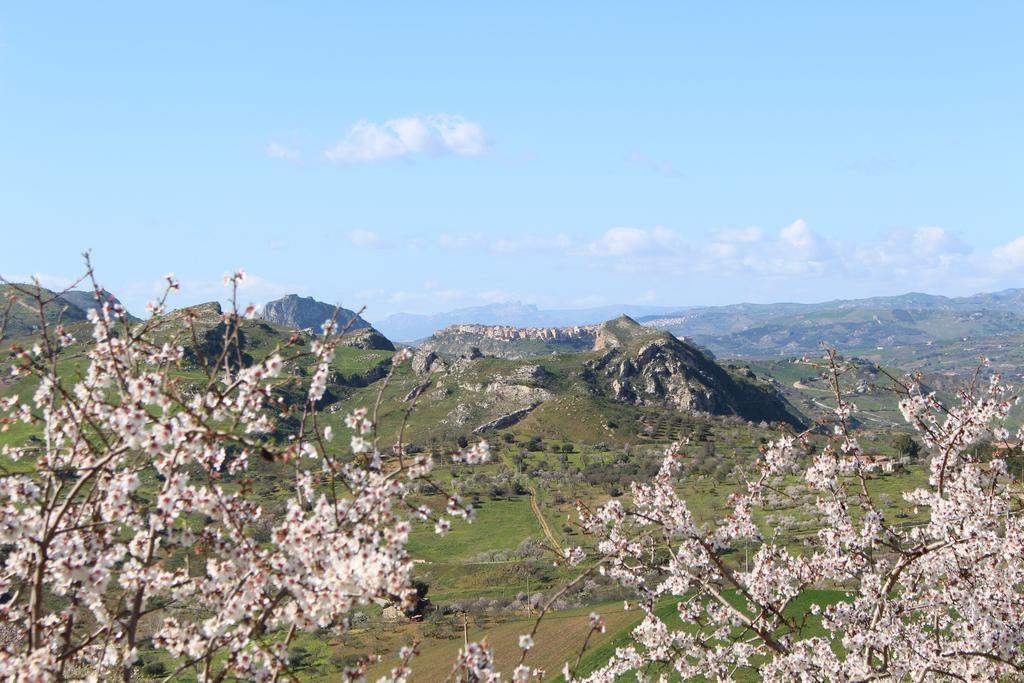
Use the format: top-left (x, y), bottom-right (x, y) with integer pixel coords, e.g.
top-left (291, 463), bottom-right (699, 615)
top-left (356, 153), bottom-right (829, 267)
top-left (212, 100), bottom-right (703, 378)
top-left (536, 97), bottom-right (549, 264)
top-left (2, 285), bottom-right (1022, 681)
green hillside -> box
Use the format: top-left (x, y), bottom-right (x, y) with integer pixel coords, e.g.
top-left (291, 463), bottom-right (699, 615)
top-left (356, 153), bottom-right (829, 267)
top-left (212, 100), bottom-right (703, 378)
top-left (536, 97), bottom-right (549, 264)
top-left (4, 303), bottom-right (1005, 682)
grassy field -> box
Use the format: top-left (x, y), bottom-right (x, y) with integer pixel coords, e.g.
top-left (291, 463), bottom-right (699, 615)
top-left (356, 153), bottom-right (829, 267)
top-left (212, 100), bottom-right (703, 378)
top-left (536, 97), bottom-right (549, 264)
top-left (407, 495), bottom-right (541, 563)
top-left (359, 602), bottom-right (645, 683)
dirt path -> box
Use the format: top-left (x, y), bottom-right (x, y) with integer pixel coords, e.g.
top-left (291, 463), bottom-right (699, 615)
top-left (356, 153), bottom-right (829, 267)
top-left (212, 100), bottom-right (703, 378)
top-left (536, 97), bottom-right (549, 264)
top-left (794, 381), bottom-right (899, 427)
top-left (528, 485), bottom-right (564, 556)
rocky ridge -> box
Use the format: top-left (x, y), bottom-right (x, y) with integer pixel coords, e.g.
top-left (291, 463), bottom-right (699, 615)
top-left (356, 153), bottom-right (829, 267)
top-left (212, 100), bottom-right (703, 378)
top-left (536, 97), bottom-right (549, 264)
top-left (400, 315), bottom-right (802, 438)
top-left (0, 284), bottom-right (135, 337)
top-left (418, 315), bottom-right (661, 359)
top-left (582, 332), bottom-right (800, 426)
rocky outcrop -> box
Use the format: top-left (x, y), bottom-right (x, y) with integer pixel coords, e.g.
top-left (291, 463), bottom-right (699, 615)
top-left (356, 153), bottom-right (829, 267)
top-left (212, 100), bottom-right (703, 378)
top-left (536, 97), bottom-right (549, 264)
top-left (257, 294), bottom-right (370, 332)
top-left (588, 333), bottom-right (803, 427)
top-left (403, 381), bottom-right (432, 403)
top-left (164, 301), bottom-right (224, 326)
top-left (592, 315), bottom-right (655, 350)
top-left (483, 382), bottom-right (552, 404)
top-left (338, 327), bottom-right (395, 351)
top-left (343, 363), bottom-right (389, 388)
top-left (507, 364), bottom-right (553, 383)
top-left (257, 294), bottom-right (398, 351)
top-left (472, 404), bottom-right (540, 434)
top-left (412, 350), bottom-right (445, 375)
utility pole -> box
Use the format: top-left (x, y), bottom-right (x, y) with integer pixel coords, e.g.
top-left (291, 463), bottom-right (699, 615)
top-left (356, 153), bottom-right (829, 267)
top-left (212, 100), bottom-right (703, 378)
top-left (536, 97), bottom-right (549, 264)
top-left (462, 612), bottom-right (468, 648)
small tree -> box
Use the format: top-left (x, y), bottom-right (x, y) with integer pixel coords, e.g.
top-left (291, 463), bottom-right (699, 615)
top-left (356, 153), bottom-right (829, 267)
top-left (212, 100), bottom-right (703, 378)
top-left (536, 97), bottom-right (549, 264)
top-left (892, 432), bottom-right (922, 459)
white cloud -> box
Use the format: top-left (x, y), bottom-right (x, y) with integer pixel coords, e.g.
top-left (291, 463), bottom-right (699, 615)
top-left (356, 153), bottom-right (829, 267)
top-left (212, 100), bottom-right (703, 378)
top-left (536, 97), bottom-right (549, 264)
top-left (266, 142), bottom-right (300, 162)
top-left (779, 219), bottom-right (815, 251)
top-left (325, 114), bottom-right (488, 163)
top-left (335, 221), bottom-right (1024, 308)
top-left (851, 226), bottom-right (972, 283)
top-left (911, 226), bottom-right (970, 258)
top-left (347, 229), bottom-right (389, 249)
top-left (585, 226), bottom-right (678, 257)
top-left (699, 220), bottom-right (835, 278)
top-left (991, 236), bottom-right (1024, 270)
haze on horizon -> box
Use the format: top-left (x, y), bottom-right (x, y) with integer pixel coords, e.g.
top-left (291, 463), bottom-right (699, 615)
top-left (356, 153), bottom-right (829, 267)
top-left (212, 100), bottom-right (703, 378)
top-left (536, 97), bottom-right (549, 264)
top-left (1, 3), bottom-right (1022, 318)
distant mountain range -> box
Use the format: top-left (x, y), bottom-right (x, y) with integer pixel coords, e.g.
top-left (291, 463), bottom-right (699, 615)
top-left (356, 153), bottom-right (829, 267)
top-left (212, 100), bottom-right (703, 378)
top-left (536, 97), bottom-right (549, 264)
top-left (10, 284), bottom-right (1024, 376)
top-left (638, 289), bottom-right (1024, 360)
top-left (371, 302), bottom-right (679, 341)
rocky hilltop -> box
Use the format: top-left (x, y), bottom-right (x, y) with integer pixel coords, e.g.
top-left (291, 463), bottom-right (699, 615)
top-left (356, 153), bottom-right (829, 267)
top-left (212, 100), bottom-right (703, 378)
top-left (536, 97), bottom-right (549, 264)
top-left (256, 295), bottom-right (394, 350)
top-left (581, 319), bottom-right (799, 425)
top-left (257, 294), bottom-right (371, 333)
top-left (0, 284), bottom-right (134, 337)
top-left (360, 315), bottom-right (803, 443)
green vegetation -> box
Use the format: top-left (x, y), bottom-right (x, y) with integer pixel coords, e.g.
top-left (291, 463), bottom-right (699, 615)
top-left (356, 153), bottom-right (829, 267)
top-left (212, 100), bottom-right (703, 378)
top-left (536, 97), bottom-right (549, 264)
top-left (3, 298), bottom-right (1010, 681)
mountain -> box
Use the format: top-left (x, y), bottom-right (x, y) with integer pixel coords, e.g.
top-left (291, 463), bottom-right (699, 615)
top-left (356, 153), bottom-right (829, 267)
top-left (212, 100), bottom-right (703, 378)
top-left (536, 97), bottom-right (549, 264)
top-left (583, 319), bottom-right (801, 425)
top-left (372, 301), bottom-right (678, 342)
top-left (638, 289), bottom-right (1024, 365)
top-left (256, 295), bottom-right (394, 350)
top-left (359, 315), bottom-right (803, 444)
top-left (257, 294), bottom-right (372, 332)
top-left (0, 284), bottom-right (133, 337)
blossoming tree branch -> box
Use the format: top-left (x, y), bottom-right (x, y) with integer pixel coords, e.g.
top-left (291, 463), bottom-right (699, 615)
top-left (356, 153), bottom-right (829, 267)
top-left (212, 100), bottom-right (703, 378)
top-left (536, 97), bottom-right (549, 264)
top-left (2, 259), bottom-right (1023, 682)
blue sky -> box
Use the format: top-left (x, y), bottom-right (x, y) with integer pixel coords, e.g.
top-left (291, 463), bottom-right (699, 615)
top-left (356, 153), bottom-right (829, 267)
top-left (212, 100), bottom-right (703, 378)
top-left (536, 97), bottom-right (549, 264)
top-left (1, 2), bottom-right (1022, 321)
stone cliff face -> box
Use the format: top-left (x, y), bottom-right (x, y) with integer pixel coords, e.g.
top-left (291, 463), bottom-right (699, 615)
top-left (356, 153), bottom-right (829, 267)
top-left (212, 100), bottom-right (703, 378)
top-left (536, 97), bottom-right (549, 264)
top-left (257, 295), bottom-right (370, 332)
